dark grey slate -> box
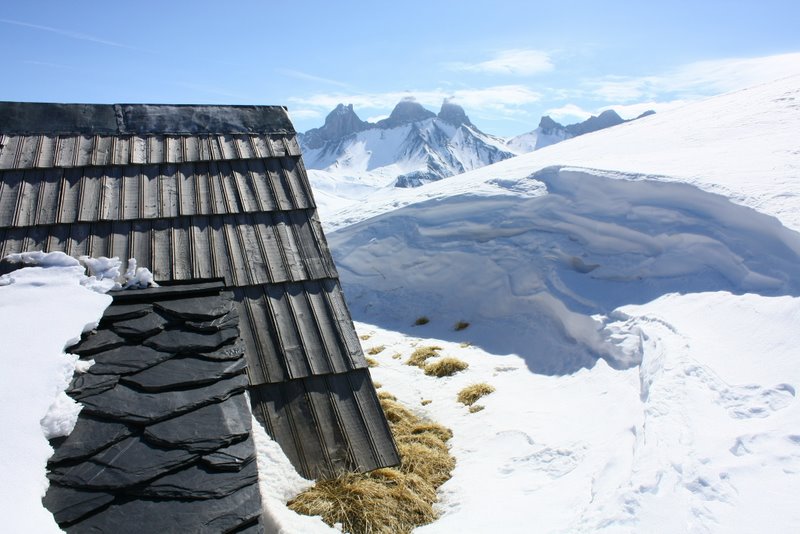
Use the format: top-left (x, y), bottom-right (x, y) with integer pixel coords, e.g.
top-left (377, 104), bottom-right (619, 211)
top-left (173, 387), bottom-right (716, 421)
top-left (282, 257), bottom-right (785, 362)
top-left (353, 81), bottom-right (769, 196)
top-left (144, 393), bottom-right (250, 451)
top-left (154, 294), bottom-right (234, 321)
top-left (49, 436), bottom-right (199, 490)
top-left (42, 484), bottom-right (115, 526)
top-left (80, 373), bottom-right (249, 424)
top-left (48, 416), bottom-right (134, 465)
top-left (109, 281), bottom-right (227, 302)
top-left (112, 312), bottom-right (169, 339)
top-left (186, 308), bottom-right (240, 332)
top-left (143, 326), bottom-right (239, 354)
top-left (201, 436), bottom-right (256, 472)
top-left (70, 483), bottom-right (263, 534)
top-left (200, 339), bottom-right (246, 361)
top-left (87, 344), bottom-right (174, 375)
top-left (232, 520), bottom-right (266, 534)
top-left (68, 330), bottom-right (126, 356)
top-left (101, 303), bottom-right (152, 322)
top-left (0, 102), bottom-right (293, 135)
top-left (121, 355), bottom-right (247, 392)
top-left (135, 461), bottom-right (258, 499)
top-left (67, 373), bottom-right (119, 400)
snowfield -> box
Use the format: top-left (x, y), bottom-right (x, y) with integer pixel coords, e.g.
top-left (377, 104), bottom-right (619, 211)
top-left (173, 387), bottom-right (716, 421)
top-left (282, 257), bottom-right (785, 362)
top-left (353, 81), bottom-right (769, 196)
top-left (3, 73), bottom-right (800, 533)
top-left (323, 75), bottom-right (800, 533)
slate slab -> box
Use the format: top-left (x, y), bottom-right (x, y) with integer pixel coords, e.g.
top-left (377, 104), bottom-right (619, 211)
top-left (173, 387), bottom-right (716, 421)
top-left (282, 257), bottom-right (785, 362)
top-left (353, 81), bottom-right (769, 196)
top-left (122, 356), bottom-right (247, 392)
top-left (201, 436), bottom-right (256, 472)
top-left (199, 339), bottom-right (246, 361)
top-left (79, 373), bottom-right (249, 424)
top-left (143, 326), bottom-right (239, 354)
top-left (87, 345), bottom-right (174, 375)
top-left (49, 436), bottom-right (199, 490)
top-left (101, 303), bottom-right (152, 322)
top-left (42, 483), bottom-right (115, 526)
top-left (186, 307), bottom-right (239, 332)
top-left (134, 461), bottom-right (258, 499)
top-left (154, 294), bottom-right (234, 321)
top-left (112, 312), bottom-right (168, 339)
top-left (48, 416), bottom-right (134, 465)
top-left (69, 482), bottom-right (262, 534)
top-left (67, 373), bottom-right (119, 400)
top-left (143, 393), bottom-right (250, 451)
top-left (67, 330), bottom-right (126, 356)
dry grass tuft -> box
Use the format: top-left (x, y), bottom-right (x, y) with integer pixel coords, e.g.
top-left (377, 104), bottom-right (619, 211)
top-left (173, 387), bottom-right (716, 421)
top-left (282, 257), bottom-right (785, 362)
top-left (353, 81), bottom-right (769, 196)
top-left (392, 353), bottom-right (402, 360)
top-left (406, 346), bottom-right (442, 368)
top-left (420, 399), bottom-right (432, 406)
top-left (377, 390), bottom-right (397, 401)
top-left (413, 316), bottom-right (430, 326)
top-left (360, 334), bottom-right (372, 340)
top-left (454, 320), bottom-right (470, 331)
top-left (423, 357), bottom-right (469, 377)
top-left (456, 383), bottom-right (495, 406)
top-left (459, 341), bottom-right (472, 348)
top-left (289, 394), bottom-right (455, 534)
top-left (373, 381), bottom-right (382, 389)
top-left (366, 357), bottom-right (379, 368)
top-left (469, 405), bottom-right (485, 413)
top-left (367, 345), bottom-right (386, 355)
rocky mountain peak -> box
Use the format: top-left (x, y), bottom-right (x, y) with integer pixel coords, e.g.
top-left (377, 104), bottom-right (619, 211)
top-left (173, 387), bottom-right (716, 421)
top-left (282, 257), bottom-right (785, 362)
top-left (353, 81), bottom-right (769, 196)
top-left (377, 99), bottom-right (436, 129)
top-left (538, 115), bottom-right (562, 134)
top-left (437, 100), bottom-right (473, 127)
top-left (298, 103), bottom-right (368, 149)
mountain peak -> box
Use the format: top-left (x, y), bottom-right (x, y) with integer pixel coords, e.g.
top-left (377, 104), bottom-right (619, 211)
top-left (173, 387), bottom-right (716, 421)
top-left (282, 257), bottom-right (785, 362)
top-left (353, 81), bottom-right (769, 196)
top-left (299, 103), bottom-right (368, 149)
top-left (437, 100), bottom-right (473, 127)
top-left (377, 99), bottom-right (436, 129)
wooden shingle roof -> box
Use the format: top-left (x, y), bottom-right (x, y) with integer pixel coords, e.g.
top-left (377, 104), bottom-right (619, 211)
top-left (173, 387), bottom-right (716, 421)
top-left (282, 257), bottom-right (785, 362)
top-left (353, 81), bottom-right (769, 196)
top-left (0, 102), bottom-right (399, 478)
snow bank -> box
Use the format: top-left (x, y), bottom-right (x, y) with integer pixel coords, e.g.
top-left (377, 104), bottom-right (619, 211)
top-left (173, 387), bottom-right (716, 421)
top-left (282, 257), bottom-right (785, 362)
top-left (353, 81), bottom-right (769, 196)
top-left (0, 255), bottom-right (112, 533)
top-left (330, 167), bottom-right (800, 375)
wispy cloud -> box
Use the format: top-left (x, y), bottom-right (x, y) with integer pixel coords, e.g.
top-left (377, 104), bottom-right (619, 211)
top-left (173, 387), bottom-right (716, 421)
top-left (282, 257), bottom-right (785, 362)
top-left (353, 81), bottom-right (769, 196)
top-left (278, 69), bottom-right (350, 88)
top-left (0, 18), bottom-right (141, 51)
top-left (449, 49), bottom-right (554, 76)
top-left (587, 52), bottom-right (800, 103)
top-left (290, 85), bottom-right (541, 115)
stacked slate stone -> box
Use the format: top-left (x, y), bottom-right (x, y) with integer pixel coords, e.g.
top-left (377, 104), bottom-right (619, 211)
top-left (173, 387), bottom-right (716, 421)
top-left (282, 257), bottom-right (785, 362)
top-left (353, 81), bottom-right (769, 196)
top-left (43, 281), bottom-right (265, 533)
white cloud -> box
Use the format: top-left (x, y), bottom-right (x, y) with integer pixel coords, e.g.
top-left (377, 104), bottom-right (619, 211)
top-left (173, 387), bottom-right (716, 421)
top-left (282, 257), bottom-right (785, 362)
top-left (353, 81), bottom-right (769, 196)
top-left (366, 114), bottom-right (389, 123)
top-left (289, 85), bottom-right (541, 116)
top-left (287, 108), bottom-right (322, 120)
top-left (449, 49), bottom-right (554, 76)
top-left (545, 104), bottom-right (593, 122)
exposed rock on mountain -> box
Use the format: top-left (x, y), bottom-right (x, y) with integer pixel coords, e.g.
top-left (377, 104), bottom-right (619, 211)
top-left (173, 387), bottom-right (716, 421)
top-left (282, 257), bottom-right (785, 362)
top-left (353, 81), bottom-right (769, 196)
top-left (507, 109), bottom-right (654, 153)
top-left (300, 99), bottom-right (514, 190)
top-left (376, 99), bottom-right (436, 129)
top-left (299, 103), bottom-right (369, 150)
top-left (437, 99), bottom-right (473, 127)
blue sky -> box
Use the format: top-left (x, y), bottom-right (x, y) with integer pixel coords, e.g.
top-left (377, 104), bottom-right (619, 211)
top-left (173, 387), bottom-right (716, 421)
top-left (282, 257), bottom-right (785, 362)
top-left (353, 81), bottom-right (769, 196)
top-left (1, 0), bottom-right (799, 136)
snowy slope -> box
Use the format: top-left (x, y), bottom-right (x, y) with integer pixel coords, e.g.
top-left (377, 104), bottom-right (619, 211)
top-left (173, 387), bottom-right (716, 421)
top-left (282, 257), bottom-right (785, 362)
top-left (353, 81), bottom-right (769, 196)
top-left (322, 74), bottom-right (800, 532)
top-left (326, 75), bottom-right (800, 234)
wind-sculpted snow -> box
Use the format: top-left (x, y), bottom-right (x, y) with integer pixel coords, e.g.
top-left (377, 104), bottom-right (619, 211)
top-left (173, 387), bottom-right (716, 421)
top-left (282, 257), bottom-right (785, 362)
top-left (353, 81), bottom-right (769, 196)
top-left (329, 167), bottom-right (800, 375)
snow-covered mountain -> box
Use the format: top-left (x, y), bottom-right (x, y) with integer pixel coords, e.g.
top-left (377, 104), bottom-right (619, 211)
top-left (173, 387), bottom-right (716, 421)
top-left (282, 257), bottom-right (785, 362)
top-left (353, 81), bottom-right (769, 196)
top-left (299, 99), bottom-right (515, 196)
top-left (505, 109), bottom-right (654, 153)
